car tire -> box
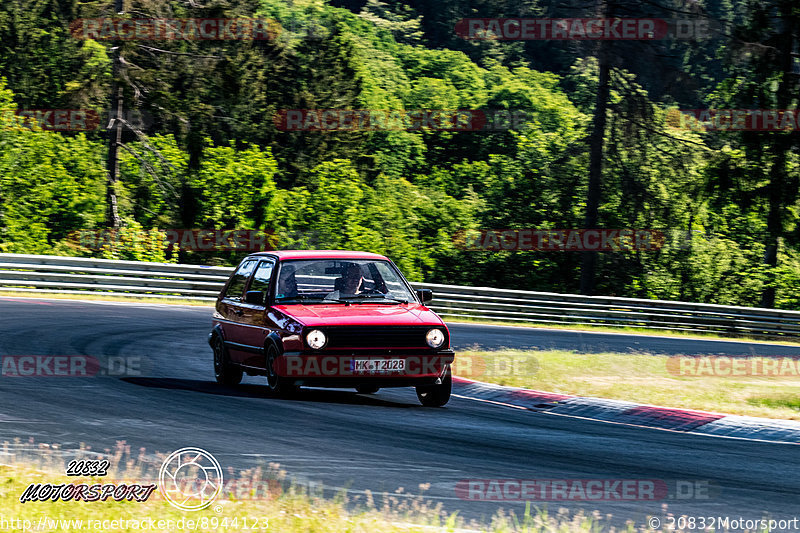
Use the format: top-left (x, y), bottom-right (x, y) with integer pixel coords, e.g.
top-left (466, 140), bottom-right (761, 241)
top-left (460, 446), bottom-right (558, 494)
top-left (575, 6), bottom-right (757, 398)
top-left (416, 365), bottom-right (452, 407)
top-left (213, 335), bottom-right (243, 386)
top-left (355, 385), bottom-right (380, 394)
top-left (266, 344), bottom-right (296, 397)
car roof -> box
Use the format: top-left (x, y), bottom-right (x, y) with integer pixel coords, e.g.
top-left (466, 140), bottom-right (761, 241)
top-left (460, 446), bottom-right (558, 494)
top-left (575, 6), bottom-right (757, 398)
top-left (247, 250), bottom-right (390, 261)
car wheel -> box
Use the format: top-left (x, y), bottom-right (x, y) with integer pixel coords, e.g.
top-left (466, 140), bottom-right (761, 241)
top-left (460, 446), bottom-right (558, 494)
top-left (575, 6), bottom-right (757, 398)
top-left (416, 365), bottom-right (452, 407)
top-left (266, 344), bottom-right (296, 397)
top-left (213, 335), bottom-right (243, 386)
top-left (355, 385), bottom-right (380, 394)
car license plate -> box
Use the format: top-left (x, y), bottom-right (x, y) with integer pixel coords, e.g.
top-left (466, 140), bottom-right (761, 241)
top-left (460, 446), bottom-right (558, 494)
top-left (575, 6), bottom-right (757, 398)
top-left (351, 358), bottom-right (406, 374)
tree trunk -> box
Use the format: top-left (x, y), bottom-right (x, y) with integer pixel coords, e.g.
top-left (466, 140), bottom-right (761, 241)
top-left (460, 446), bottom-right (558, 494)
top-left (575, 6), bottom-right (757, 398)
top-left (105, 0), bottom-right (125, 229)
top-left (760, 0), bottom-right (796, 308)
top-left (106, 83), bottom-right (123, 229)
top-left (580, 10), bottom-right (611, 295)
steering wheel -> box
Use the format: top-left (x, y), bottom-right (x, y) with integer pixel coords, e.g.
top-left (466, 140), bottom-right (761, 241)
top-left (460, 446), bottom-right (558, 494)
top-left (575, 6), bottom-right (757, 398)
top-left (358, 287), bottom-right (381, 295)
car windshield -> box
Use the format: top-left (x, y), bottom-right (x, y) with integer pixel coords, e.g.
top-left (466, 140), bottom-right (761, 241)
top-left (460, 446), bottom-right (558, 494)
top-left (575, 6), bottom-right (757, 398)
top-left (274, 259), bottom-right (415, 304)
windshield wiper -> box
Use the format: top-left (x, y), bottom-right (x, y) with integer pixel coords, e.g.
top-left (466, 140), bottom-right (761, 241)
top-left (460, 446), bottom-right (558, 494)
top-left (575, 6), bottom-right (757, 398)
top-left (343, 294), bottom-right (409, 304)
top-left (275, 296), bottom-right (351, 305)
top-left (277, 295), bottom-right (352, 305)
top-left (274, 295), bottom-right (311, 304)
top-left (321, 294), bottom-right (352, 305)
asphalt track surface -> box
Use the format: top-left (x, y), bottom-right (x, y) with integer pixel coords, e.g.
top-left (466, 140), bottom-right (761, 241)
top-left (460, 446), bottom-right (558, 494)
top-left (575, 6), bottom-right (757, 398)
top-left (1, 297), bottom-right (800, 529)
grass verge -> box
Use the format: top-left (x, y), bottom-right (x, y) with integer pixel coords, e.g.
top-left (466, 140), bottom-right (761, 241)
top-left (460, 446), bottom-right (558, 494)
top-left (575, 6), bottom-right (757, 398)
top-left (457, 349), bottom-right (800, 420)
top-left (0, 442), bottom-right (600, 533)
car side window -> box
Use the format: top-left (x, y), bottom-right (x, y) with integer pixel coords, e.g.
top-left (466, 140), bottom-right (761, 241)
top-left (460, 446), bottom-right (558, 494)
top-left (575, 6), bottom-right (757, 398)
top-left (224, 259), bottom-right (257, 301)
top-left (248, 261), bottom-right (275, 302)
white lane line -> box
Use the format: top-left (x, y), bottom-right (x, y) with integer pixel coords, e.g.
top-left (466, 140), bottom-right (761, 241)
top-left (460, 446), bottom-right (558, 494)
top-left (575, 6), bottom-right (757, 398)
top-left (453, 392), bottom-right (800, 445)
top-left (451, 394), bottom-right (529, 410)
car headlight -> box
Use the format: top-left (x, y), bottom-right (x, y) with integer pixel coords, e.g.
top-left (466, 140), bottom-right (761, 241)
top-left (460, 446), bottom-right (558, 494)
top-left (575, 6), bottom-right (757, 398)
top-left (306, 329), bottom-right (327, 350)
top-left (426, 328), bottom-right (445, 349)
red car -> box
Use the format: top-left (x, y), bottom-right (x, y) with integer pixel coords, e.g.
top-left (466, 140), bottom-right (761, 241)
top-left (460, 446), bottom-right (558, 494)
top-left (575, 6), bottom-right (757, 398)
top-left (209, 250), bottom-right (455, 406)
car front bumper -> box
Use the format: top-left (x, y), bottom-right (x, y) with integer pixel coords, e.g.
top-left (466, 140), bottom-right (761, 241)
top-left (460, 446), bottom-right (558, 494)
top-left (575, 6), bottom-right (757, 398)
top-left (274, 349), bottom-right (455, 385)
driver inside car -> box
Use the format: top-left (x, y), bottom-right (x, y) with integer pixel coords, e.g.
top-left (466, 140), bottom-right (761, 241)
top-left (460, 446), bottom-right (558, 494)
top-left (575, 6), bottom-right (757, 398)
top-left (277, 264), bottom-right (299, 298)
top-left (338, 263), bottom-right (365, 295)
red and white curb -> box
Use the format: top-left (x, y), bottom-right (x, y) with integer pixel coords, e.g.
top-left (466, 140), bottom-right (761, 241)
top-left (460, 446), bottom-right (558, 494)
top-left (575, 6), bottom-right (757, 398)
top-left (452, 377), bottom-right (800, 444)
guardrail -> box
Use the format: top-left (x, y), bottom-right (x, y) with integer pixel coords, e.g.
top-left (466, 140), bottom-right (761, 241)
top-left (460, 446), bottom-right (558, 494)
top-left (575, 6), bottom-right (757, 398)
top-left (2, 253), bottom-right (800, 338)
top-left (0, 253), bottom-right (231, 300)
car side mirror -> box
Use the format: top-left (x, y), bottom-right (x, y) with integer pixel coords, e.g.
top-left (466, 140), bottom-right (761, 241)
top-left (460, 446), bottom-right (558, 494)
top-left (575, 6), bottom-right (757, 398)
top-left (416, 289), bottom-right (433, 303)
top-left (245, 291), bottom-right (265, 305)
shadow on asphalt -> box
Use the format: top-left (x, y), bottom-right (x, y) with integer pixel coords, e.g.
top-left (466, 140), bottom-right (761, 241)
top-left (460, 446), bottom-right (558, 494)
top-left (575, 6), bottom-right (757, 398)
top-left (120, 377), bottom-right (417, 408)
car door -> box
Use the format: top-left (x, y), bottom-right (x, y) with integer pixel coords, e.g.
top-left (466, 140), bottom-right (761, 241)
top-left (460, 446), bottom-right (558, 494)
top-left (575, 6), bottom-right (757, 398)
top-left (219, 258), bottom-right (258, 362)
top-left (235, 259), bottom-right (276, 368)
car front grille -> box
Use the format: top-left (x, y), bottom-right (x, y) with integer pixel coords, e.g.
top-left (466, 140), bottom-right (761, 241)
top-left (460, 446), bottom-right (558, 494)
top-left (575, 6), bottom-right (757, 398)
top-left (319, 326), bottom-right (443, 349)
